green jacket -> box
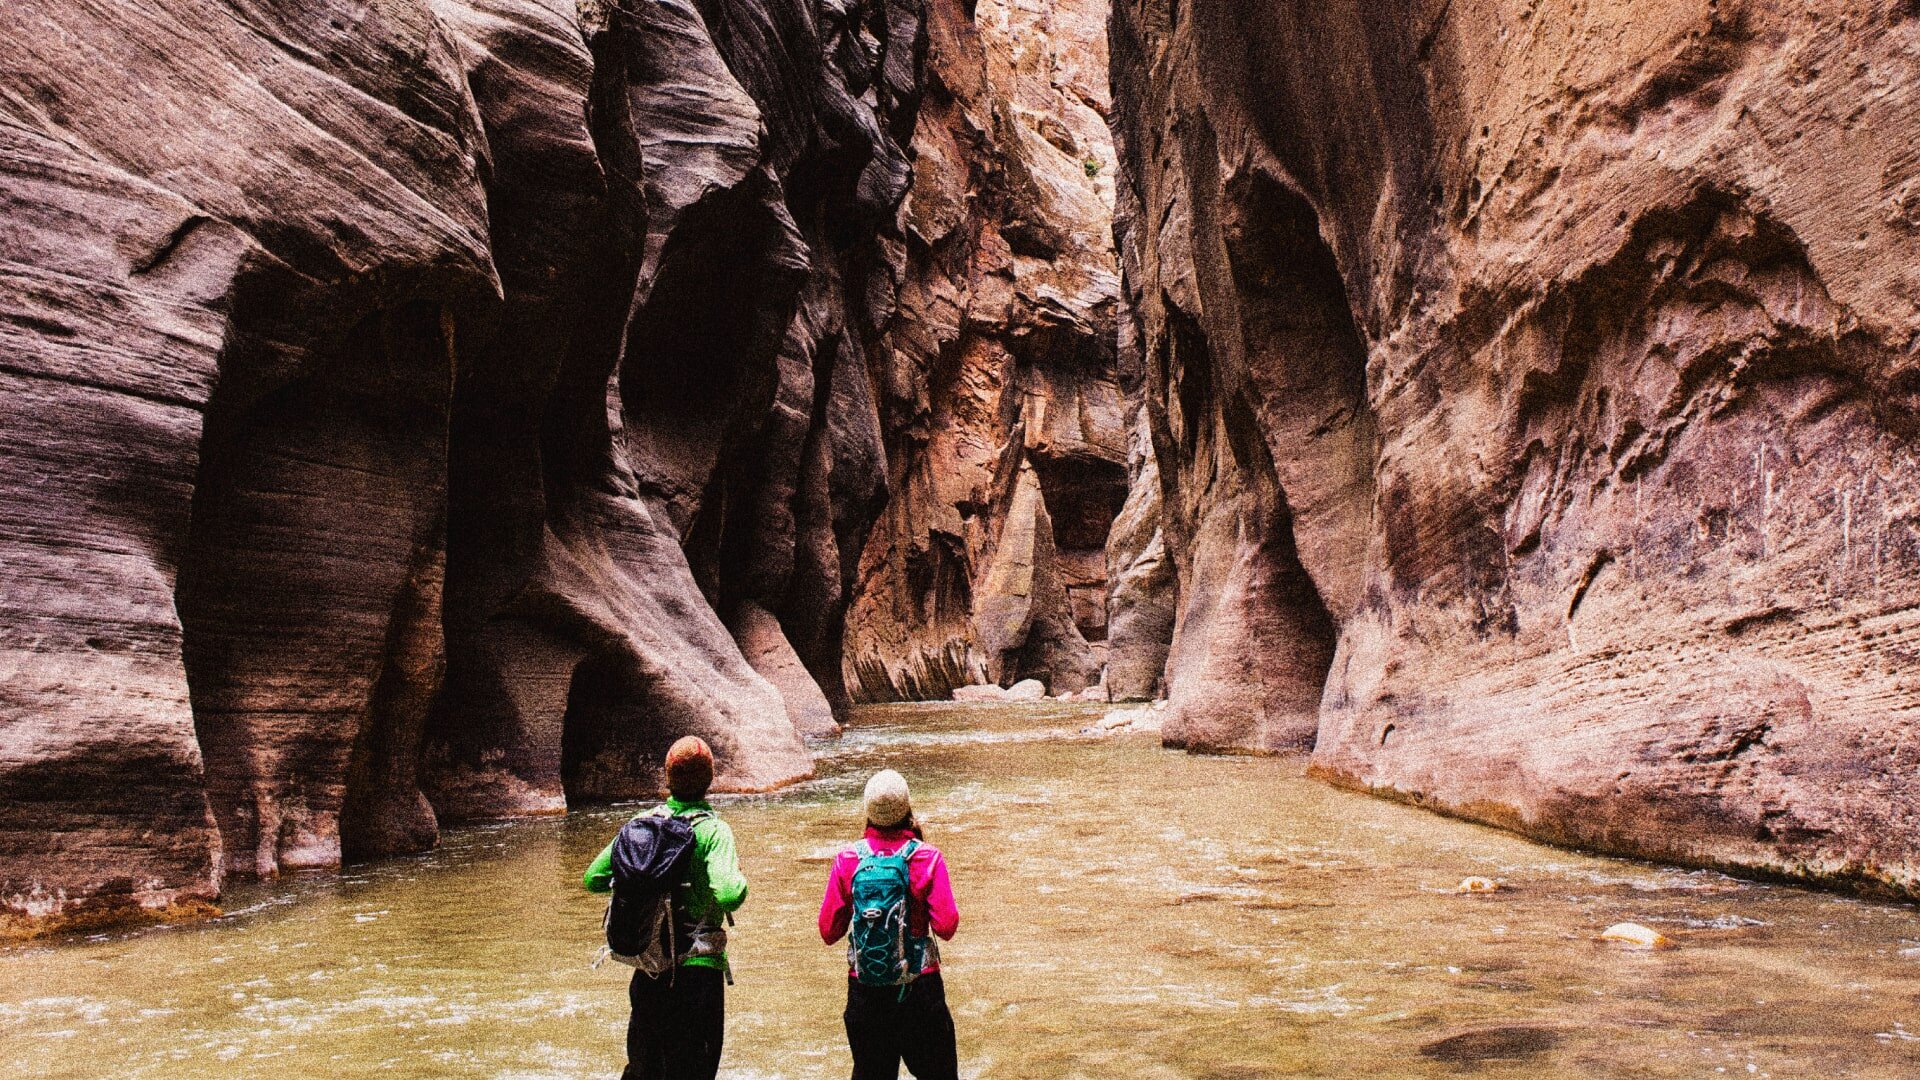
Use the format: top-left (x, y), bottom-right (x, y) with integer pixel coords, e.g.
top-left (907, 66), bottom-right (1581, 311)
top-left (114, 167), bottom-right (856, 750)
top-left (584, 797), bottom-right (748, 969)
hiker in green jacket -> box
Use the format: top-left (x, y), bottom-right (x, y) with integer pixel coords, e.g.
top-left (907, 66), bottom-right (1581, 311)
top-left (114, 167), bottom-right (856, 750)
top-left (583, 736), bottom-right (748, 1080)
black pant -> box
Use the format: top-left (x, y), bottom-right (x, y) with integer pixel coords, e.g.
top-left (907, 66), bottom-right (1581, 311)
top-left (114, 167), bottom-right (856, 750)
top-left (843, 973), bottom-right (959, 1080)
top-left (623, 965), bottom-right (725, 1080)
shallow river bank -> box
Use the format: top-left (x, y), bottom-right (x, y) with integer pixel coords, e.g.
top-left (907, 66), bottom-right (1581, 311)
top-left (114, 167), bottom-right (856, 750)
top-left (5, 703), bottom-right (1919, 1078)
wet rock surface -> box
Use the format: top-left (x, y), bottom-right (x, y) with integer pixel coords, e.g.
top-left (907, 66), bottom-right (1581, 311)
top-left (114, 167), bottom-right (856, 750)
top-left (1419, 1026), bottom-right (1566, 1065)
top-left (1106, 0), bottom-right (1920, 892)
top-left (1, 0), bottom-right (922, 933)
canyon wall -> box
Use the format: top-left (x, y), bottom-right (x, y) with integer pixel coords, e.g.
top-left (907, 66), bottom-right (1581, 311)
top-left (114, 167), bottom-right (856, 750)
top-left (1109, 0), bottom-right (1920, 892)
top-left (841, 0), bottom-right (1131, 702)
top-left (21, 0), bottom-right (1917, 938)
top-left (1, 0), bottom-right (922, 935)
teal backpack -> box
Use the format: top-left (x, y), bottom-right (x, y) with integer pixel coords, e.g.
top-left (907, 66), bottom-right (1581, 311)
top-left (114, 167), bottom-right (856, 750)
top-left (847, 839), bottom-right (930, 987)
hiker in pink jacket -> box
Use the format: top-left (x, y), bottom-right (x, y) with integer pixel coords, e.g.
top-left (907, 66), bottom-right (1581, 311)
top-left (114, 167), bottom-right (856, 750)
top-left (819, 770), bottom-right (960, 1080)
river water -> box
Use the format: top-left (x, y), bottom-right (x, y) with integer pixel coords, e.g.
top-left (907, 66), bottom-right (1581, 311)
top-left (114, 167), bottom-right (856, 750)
top-left (5, 703), bottom-right (1920, 1078)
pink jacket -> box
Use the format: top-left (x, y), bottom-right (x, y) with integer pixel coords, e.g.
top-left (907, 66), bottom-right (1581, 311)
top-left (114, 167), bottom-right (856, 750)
top-left (818, 826), bottom-right (960, 971)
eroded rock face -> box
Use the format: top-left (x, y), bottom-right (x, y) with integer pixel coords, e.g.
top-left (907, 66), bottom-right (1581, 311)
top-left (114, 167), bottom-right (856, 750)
top-left (1109, 0), bottom-right (1920, 891)
top-left (2, 0), bottom-right (496, 933)
top-left (1103, 402), bottom-right (1176, 702)
top-left (841, 0), bottom-right (1130, 702)
top-left (1, 0), bottom-right (922, 934)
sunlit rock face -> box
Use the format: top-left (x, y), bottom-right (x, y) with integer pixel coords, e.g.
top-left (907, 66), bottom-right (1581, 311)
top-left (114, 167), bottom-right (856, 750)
top-left (1108, 0), bottom-right (1920, 891)
top-left (841, 0), bottom-right (1131, 703)
top-left (0, 0), bottom-right (921, 934)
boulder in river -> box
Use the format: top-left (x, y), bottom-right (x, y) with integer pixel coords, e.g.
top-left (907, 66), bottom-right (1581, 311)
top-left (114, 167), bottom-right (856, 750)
top-left (952, 684), bottom-right (1011, 703)
top-left (1419, 1026), bottom-right (1565, 1065)
top-left (1005, 679), bottom-right (1049, 701)
top-left (1600, 923), bottom-right (1673, 949)
top-left (1091, 707), bottom-right (1160, 735)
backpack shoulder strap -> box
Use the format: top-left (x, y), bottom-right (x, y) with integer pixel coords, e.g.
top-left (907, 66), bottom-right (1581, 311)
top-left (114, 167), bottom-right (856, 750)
top-left (854, 839), bottom-right (873, 859)
top-left (898, 839), bottom-right (920, 859)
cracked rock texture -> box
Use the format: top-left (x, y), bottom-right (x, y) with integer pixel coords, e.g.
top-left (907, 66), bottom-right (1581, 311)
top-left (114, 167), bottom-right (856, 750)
top-left (1109, 0), bottom-right (1920, 892)
top-left (842, 0), bottom-right (1131, 702)
top-left (1, 0), bottom-right (922, 935)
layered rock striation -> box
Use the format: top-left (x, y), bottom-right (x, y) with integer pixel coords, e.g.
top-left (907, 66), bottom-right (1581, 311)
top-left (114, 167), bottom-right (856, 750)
top-left (17, 0), bottom-right (1916, 938)
top-left (1, 0), bottom-right (922, 934)
top-left (842, 0), bottom-right (1132, 703)
top-left (1108, 0), bottom-right (1920, 891)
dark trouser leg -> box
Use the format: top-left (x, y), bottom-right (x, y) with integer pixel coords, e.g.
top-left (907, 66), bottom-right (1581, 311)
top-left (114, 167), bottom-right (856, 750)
top-left (845, 979), bottom-right (904, 1080)
top-left (625, 967), bottom-right (726, 1080)
top-left (844, 974), bottom-right (959, 1080)
top-left (667, 967), bottom-right (726, 1080)
top-left (896, 974), bottom-right (959, 1080)
top-left (625, 971), bottom-right (670, 1080)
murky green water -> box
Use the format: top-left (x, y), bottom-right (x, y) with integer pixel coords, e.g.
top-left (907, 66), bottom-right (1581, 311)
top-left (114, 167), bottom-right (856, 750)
top-left (5, 703), bottom-right (1920, 1078)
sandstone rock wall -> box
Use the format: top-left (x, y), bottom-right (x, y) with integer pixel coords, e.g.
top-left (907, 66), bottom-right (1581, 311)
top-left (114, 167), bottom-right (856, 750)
top-left (1109, 0), bottom-right (1920, 891)
top-left (841, 0), bottom-right (1132, 702)
top-left (1, 0), bottom-right (922, 935)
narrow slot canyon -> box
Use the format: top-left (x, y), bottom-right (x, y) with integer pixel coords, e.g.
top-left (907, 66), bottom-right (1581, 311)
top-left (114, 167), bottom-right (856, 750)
top-left (4, 0), bottom-right (1142, 921)
top-left (6, 0), bottom-right (1920, 1073)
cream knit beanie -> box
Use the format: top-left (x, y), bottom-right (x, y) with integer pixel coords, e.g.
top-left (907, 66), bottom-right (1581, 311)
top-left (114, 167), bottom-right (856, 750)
top-left (863, 769), bottom-right (911, 827)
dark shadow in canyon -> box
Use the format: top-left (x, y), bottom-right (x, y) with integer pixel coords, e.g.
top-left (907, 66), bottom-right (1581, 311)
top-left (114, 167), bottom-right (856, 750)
top-left (179, 296), bottom-right (453, 877)
top-left (559, 651), bottom-right (674, 804)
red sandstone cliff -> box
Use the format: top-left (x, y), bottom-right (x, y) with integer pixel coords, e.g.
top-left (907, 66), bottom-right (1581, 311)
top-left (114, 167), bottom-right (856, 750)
top-left (0, 0), bottom-right (923, 935)
top-left (1108, 0), bottom-right (1920, 893)
top-left (16, 0), bottom-right (1919, 941)
top-left (842, 0), bottom-right (1131, 701)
